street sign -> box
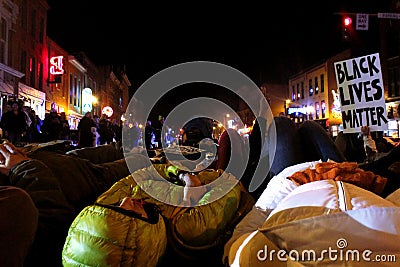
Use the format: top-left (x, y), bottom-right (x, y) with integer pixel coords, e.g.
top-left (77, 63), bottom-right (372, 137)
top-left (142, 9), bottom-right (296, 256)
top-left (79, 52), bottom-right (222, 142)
top-left (356, 13), bottom-right (369, 30)
top-left (377, 13), bottom-right (400, 19)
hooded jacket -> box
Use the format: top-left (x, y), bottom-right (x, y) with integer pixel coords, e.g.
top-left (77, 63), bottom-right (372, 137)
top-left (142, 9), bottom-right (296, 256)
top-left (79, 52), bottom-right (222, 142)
top-left (225, 161), bottom-right (400, 266)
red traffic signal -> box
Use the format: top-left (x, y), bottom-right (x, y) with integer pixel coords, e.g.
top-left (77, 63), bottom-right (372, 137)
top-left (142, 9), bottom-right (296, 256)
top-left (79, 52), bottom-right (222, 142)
top-left (343, 16), bottom-right (352, 27)
top-left (342, 16), bottom-right (353, 41)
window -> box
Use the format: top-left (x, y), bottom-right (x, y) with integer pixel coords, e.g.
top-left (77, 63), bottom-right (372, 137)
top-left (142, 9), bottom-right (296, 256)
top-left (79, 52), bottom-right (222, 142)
top-left (69, 74), bottom-right (73, 104)
top-left (308, 104), bottom-right (313, 120)
top-left (388, 67), bottom-right (400, 97)
top-left (321, 100), bottom-right (326, 118)
top-left (315, 102), bottom-right (320, 119)
top-left (21, 0), bottom-right (27, 30)
top-left (31, 9), bottom-right (36, 38)
top-left (0, 18), bottom-right (6, 64)
top-left (315, 77), bottom-right (319, 94)
top-left (8, 29), bottom-right (13, 65)
top-left (39, 17), bottom-right (44, 43)
top-left (38, 62), bottom-right (43, 90)
top-left (292, 85), bottom-right (296, 101)
top-left (320, 74), bottom-right (325, 93)
top-left (29, 57), bottom-right (36, 87)
top-left (297, 83), bottom-right (300, 100)
top-left (20, 51), bottom-right (27, 82)
top-left (74, 77), bottom-right (77, 106)
top-left (301, 81), bottom-right (304, 99)
top-left (77, 79), bottom-right (81, 108)
top-left (309, 79), bottom-right (313, 96)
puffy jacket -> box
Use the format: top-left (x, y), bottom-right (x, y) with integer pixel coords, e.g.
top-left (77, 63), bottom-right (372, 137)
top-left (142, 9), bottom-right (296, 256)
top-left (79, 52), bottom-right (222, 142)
top-left (62, 203), bottom-right (167, 267)
top-left (96, 165), bottom-right (244, 248)
top-left (64, 164), bottom-right (252, 264)
top-left (225, 161), bottom-right (400, 266)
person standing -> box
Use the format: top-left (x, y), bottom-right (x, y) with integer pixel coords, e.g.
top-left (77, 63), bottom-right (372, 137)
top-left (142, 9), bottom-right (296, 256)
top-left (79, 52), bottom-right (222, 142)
top-left (77, 112), bottom-right (96, 148)
top-left (41, 110), bottom-right (62, 141)
top-left (0, 101), bottom-right (28, 145)
top-left (361, 125), bottom-right (378, 163)
top-left (144, 120), bottom-right (155, 149)
top-left (59, 112), bottom-right (70, 141)
top-left (152, 115), bottom-right (164, 148)
top-left (97, 114), bottom-right (114, 145)
top-left (27, 109), bottom-right (43, 143)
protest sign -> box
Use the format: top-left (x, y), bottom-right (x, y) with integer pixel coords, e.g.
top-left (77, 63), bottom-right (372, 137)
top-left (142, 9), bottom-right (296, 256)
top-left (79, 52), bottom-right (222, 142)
top-left (334, 53), bottom-right (388, 133)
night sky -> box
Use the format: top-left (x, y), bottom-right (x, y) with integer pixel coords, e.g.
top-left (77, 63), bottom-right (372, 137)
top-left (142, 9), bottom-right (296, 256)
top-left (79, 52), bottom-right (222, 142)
top-left (46, 0), bottom-right (392, 116)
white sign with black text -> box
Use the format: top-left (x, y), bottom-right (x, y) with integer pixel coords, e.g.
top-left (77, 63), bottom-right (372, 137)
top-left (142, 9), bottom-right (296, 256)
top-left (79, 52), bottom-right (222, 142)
top-left (334, 53), bottom-right (388, 133)
top-left (356, 13), bottom-right (369, 30)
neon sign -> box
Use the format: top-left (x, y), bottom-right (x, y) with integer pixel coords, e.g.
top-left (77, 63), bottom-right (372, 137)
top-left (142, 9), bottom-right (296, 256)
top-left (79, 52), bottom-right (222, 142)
top-left (288, 107), bottom-right (307, 115)
top-left (102, 106), bottom-right (113, 117)
top-left (82, 88), bottom-right (93, 113)
top-left (331, 89), bottom-right (342, 119)
top-left (49, 56), bottom-right (64, 75)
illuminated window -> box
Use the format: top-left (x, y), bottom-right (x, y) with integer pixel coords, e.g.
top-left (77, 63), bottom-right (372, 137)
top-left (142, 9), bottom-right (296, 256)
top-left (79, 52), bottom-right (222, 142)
top-left (292, 85), bottom-right (296, 101)
top-left (320, 74), bottom-right (325, 93)
top-left (69, 74), bottom-right (73, 104)
top-left (315, 77), bottom-right (319, 94)
top-left (309, 79), bottom-right (313, 96)
top-left (321, 100), bottom-right (326, 118)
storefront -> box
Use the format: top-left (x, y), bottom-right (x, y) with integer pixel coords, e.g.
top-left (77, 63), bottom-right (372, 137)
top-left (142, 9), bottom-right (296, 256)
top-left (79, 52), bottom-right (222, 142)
top-left (19, 83), bottom-right (46, 120)
top-left (0, 81), bottom-right (15, 120)
top-left (385, 101), bottom-right (399, 138)
top-left (67, 110), bottom-right (83, 130)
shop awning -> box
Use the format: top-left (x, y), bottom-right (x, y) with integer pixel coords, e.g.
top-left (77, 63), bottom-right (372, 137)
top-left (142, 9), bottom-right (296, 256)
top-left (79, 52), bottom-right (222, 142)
top-left (18, 83), bottom-right (45, 105)
top-left (0, 81), bottom-right (14, 95)
top-left (67, 109), bottom-right (83, 118)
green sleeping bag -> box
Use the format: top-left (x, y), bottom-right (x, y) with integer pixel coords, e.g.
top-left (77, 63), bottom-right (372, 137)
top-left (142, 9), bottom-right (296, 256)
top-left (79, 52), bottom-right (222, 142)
top-left (62, 203), bottom-right (167, 267)
top-left (62, 163), bottom-right (252, 265)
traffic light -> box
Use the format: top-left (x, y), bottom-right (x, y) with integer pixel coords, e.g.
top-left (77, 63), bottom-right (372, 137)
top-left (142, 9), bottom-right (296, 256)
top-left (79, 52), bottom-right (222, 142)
top-left (342, 16), bottom-right (352, 41)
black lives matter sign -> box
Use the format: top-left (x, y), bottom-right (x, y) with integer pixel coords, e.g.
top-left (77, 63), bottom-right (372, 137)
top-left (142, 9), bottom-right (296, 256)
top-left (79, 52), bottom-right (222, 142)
top-left (334, 53), bottom-right (388, 133)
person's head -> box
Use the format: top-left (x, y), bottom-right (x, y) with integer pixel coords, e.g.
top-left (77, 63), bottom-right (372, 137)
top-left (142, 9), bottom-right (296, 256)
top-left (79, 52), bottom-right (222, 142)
top-left (11, 101), bottom-right (19, 111)
top-left (361, 126), bottom-right (370, 136)
top-left (85, 112), bottom-right (92, 118)
top-left (50, 109), bottom-right (58, 117)
top-left (5, 103), bottom-right (12, 112)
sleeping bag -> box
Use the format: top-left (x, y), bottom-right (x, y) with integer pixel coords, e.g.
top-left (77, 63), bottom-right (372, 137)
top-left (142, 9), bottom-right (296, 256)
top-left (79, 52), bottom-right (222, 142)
top-left (63, 163), bottom-right (254, 264)
top-left (62, 201), bottom-right (167, 267)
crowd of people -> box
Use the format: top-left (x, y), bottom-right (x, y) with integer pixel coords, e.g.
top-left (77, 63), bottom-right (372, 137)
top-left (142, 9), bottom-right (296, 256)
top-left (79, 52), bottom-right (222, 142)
top-left (0, 98), bottom-right (399, 266)
top-left (0, 100), bottom-right (123, 149)
top-left (0, 100), bottom-right (46, 144)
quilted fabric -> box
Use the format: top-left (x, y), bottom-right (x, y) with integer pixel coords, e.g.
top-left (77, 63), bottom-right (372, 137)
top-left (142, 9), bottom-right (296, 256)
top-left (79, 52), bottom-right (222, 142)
top-left (62, 204), bottom-right (167, 267)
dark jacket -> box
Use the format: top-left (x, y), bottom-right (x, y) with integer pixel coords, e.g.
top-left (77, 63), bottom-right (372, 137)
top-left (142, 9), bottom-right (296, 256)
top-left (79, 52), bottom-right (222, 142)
top-left (8, 148), bottom-right (149, 267)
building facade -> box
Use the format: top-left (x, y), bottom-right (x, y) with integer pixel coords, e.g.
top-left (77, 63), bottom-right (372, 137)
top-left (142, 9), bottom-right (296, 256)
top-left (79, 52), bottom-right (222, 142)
top-left (288, 50), bottom-right (351, 136)
top-left (378, 0), bottom-right (400, 138)
top-left (0, 0), bottom-right (131, 138)
top-left (0, 0), bottom-right (49, 119)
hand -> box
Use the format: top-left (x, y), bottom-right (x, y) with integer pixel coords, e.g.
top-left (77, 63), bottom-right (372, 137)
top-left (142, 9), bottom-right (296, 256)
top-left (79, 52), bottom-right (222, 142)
top-left (0, 141), bottom-right (31, 175)
top-left (119, 197), bottom-right (148, 219)
top-left (180, 173), bottom-right (206, 205)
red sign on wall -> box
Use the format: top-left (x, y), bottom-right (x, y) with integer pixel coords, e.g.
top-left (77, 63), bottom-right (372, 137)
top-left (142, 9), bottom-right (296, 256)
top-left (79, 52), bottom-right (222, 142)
top-left (49, 56), bottom-right (64, 75)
